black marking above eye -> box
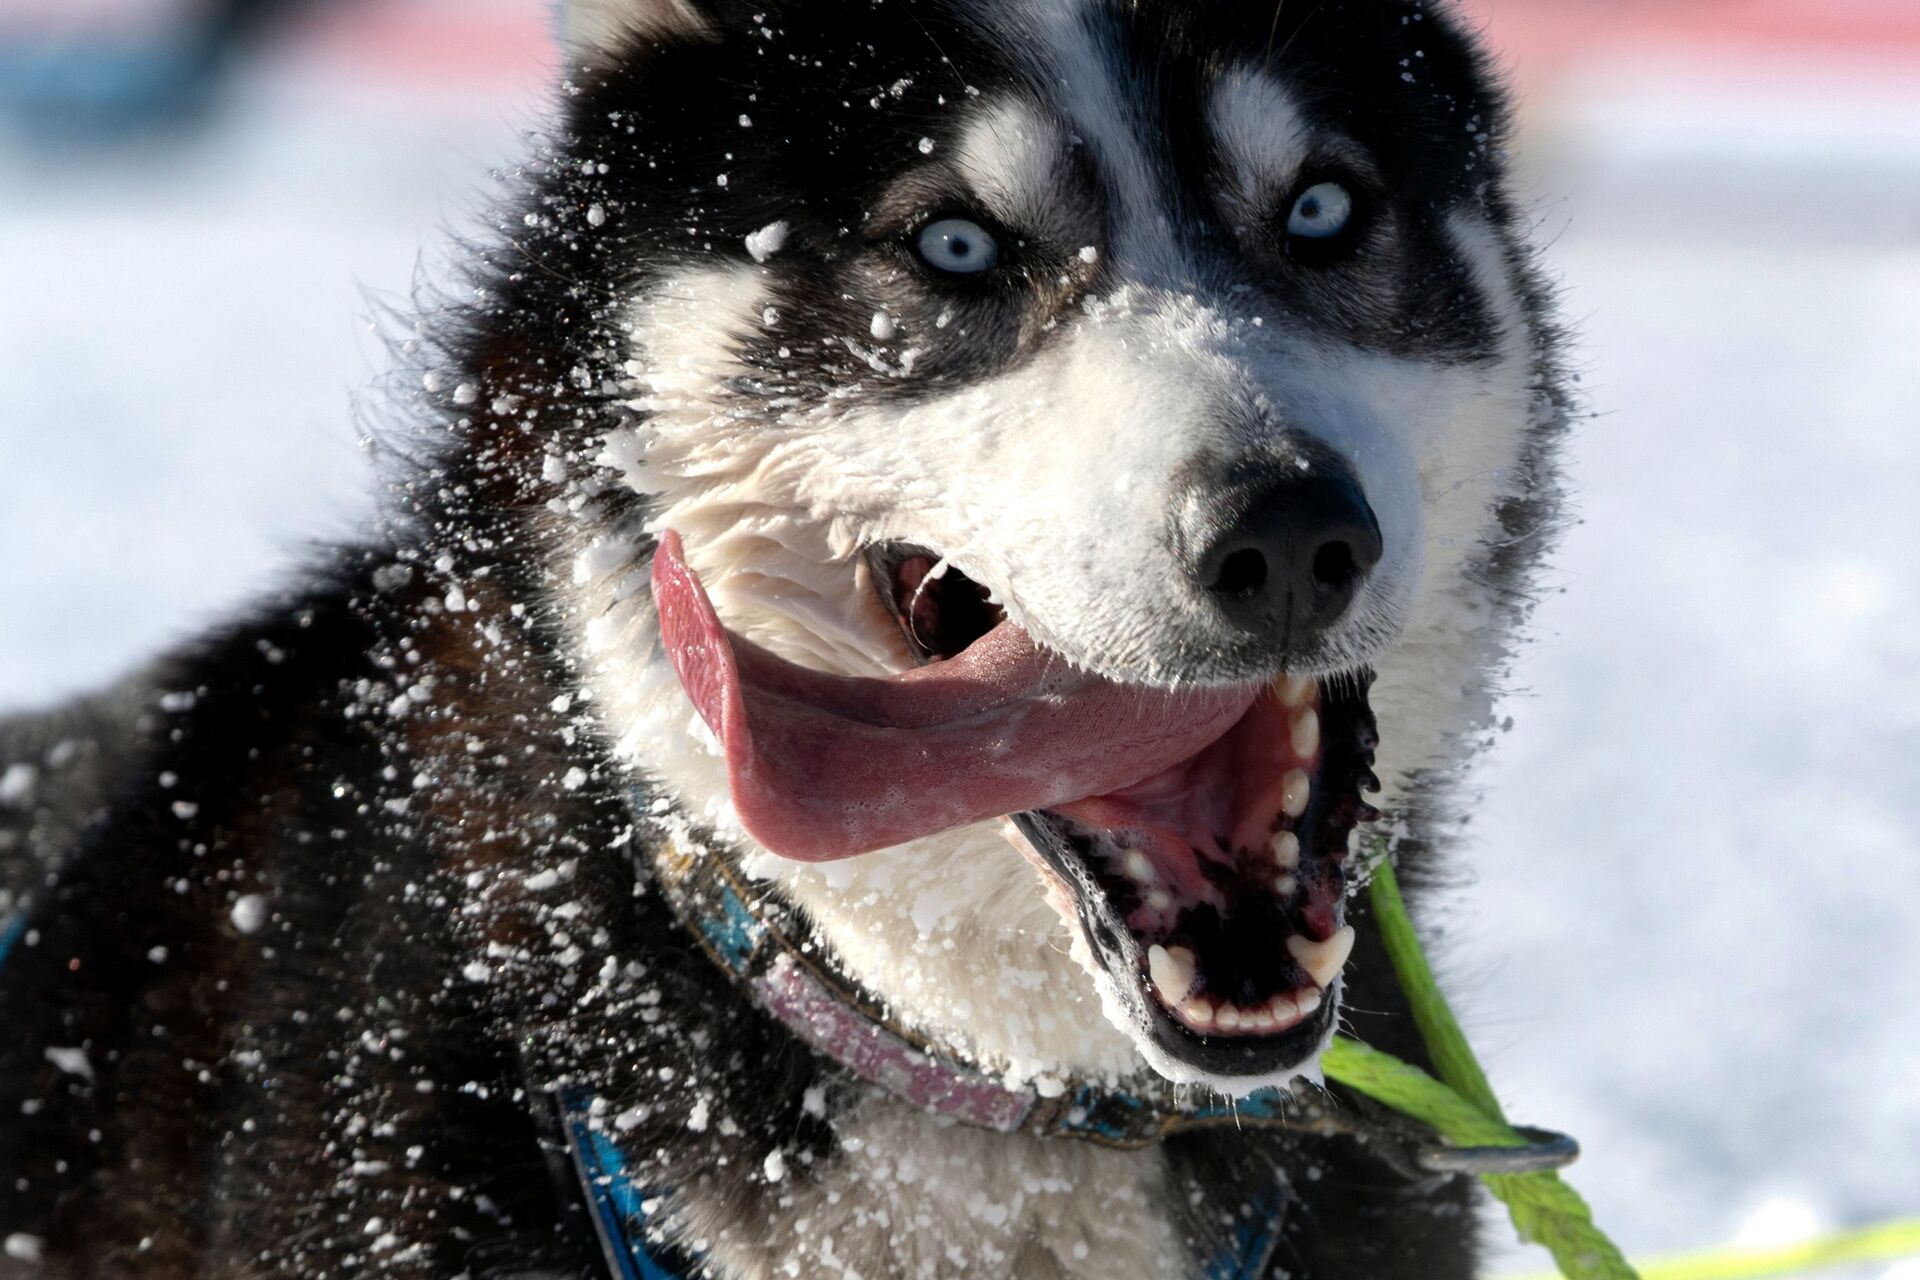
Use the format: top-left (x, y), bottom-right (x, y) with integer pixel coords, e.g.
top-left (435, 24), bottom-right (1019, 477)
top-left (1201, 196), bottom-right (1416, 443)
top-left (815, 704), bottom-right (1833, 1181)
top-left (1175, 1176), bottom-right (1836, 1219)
top-left (915, 218), bottom-right (1000, 274)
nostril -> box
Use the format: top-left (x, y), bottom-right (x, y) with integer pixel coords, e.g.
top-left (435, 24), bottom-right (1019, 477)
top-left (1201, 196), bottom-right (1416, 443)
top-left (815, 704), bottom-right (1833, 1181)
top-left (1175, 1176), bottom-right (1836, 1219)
top-left (1211, 547), bottom-right (1268, 599)
top-left (1311, 540), bottom-right (1358, 593)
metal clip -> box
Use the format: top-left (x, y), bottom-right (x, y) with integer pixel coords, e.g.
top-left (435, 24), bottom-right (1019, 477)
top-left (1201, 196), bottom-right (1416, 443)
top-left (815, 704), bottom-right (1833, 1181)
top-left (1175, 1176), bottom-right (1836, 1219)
top-left (1415, 1126), bottom-right (1581, 1176)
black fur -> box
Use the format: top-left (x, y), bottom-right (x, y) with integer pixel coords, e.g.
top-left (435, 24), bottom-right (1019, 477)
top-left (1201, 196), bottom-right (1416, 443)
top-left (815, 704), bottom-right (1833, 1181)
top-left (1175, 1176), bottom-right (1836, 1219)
top-left (1, 1), bottom-right (1560, 1275)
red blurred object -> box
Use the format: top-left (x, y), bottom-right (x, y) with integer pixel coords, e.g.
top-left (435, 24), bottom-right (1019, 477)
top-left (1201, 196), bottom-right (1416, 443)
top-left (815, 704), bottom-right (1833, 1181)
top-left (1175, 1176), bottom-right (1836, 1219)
top-left (279, 0), bottom-right (554, 85)
top-left (1460, 0), bottom-right (1920, 73)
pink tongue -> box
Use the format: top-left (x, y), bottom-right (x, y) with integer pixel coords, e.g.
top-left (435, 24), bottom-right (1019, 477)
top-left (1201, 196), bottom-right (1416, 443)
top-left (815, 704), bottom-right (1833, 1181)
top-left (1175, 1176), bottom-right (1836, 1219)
top-left (652, 531), bottom-right (1258, 861)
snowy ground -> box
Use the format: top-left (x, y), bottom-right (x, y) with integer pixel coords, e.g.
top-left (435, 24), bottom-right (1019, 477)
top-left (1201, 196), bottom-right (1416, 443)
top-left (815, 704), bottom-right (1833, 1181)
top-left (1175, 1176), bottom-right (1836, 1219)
top-left (1452, 54), bottom-right (1920, 1274)
top-left (1, 17), bottom-right (1915, 1278)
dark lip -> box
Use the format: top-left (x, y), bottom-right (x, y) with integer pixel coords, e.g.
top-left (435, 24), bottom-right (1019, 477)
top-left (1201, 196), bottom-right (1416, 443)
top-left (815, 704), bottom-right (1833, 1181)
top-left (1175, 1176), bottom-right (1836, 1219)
top-left (1143, 978), bottom-right (1340, 1077)
top-left (1012, 809), bottom-right (1337, 1078)
top-left (864, 540), bottom-right (940, 663)
top-left (864, 541), bottom-right (934, 632)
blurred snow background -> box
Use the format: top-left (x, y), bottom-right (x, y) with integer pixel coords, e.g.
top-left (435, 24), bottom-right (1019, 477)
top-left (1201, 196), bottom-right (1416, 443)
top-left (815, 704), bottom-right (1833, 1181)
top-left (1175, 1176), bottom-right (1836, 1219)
top-left (0, 0), bottom-right (1915, 1273)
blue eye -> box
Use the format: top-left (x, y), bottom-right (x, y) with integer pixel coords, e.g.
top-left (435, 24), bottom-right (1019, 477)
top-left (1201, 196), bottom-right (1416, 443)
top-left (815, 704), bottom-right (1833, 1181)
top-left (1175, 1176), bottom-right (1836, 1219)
top-left (916, 218), bottom-right (999, 274)
top-left (1286, 182), bottom-right (1354, 240)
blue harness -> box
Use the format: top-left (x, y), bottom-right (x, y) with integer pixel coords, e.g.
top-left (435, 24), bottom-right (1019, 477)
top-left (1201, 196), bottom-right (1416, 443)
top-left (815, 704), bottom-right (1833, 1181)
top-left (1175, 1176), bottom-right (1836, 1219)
top-left (555, 1088), bottom-right (691, 1280)
top-left (0, 909), bottom-right (25, 969)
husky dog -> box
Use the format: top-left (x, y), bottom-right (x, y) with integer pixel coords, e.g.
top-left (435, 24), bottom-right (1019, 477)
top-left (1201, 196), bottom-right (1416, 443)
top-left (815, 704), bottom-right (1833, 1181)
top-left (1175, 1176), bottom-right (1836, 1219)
top-left (0, 1), bottom-right (1566, 1276)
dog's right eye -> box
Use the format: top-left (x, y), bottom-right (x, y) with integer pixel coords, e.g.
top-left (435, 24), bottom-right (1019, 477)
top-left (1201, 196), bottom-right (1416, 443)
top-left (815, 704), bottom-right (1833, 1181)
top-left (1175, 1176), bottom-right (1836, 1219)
top-left (915, 218), bottom-right (1000, 275)
top-left (1285, 181), bottom-right (1354, 240)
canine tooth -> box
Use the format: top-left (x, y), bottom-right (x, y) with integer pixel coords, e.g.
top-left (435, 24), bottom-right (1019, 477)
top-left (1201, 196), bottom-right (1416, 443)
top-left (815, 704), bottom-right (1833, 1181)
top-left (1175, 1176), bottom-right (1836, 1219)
top-left (1122, 848), bottom-right (1157, 885)
top-left (1287, 926), bottom-right (1357, 989)
top-left (1181, 997), bottom-right (1216, 1030)
top-left (1274, 874), bottom-right (1299, 897)
top-left (1281, 769), bottom-right (1311, 818)
top-left (1148, 944), bottom-right (1197, 1005)
top-left (1279, 674), bottom-right (1316, 707)
top-left (1272, 831), bottom-right (1300, 869)
top-left (1217, 1005), bottom-right (1243, 1032)
top-left (1290, 708), bottom-right (1320, 757)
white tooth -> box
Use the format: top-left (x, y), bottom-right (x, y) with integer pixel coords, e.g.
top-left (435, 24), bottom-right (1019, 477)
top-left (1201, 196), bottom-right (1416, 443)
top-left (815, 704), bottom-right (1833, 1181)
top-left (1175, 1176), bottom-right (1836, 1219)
top-left (1148, 944), bottom-right (1197, 1005)
top-left (1281, 769), bottom-right (1311, 818)
top-left (1272, 831), bottom-right (1300, 869)
top-left (1279, 674), bottom-right (1316, 707)
top-left (1181, 997), bottom-right (1216, 1030)
top-left (1146, 888), bottom-right (1173, 912)
top-left (1123, 848), bottom-right (1157, 885)
top-left (1290, 708), bottom-right (1320, 758)
top-left (1295, 989), bottom-right (1324, 1018)
top-left (1274, 874), bottom-right (1299, 897)
top-left (1244, 1007), bottom-right (1275, 1032)
top-left (1287, 926), bottom-right (1356, 989)
top-left (1268, 993), bottom-right (1301, 1026)
top-left (1217, 1005), bottom-right (1243, 1032)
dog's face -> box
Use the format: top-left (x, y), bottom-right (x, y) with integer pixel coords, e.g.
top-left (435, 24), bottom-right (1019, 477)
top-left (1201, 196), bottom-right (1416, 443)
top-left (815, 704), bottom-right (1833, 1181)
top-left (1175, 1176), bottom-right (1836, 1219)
top-left (556, 0), bottom-right (1549, 1095)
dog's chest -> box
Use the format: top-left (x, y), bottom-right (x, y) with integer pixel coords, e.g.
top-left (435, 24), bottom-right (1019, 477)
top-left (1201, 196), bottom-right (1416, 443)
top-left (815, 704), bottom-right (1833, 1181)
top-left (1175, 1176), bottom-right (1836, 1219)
top-left (688, 1094), bottom-right (1192, 1280)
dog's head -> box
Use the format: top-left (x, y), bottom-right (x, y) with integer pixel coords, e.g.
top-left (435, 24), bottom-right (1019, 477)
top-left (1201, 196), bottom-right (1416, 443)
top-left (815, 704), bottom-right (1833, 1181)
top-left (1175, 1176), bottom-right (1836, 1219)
top-left (541, 0), bottom-right (1554, 1096)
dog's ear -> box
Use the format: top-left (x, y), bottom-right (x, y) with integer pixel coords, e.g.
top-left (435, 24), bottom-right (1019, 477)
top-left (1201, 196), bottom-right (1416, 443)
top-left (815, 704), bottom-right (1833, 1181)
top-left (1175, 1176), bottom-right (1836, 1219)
top-left (561, 0), bottom-right (712, 62)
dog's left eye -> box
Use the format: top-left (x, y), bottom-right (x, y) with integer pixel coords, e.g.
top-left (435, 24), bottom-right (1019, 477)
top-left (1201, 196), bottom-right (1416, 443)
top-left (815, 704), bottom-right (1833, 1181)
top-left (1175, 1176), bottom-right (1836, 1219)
top-left (916, 218), bottom-right (1000, 275)
top-left (1285, 182), bottom-right (1355, 240)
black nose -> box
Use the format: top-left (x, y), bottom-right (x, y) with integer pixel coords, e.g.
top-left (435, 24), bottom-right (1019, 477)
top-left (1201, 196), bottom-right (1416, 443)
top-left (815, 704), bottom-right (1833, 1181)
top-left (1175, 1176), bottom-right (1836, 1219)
top-left (1177, 447), bottom-right (1383, 651)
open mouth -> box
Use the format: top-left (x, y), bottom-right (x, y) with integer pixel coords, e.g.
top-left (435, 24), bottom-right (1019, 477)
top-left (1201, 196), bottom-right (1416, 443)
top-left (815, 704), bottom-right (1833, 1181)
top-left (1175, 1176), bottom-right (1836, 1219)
top-left (651, 531), bottom-right (1378, 1082)
top-left (1011, 672), bottom-right (1377, 1079)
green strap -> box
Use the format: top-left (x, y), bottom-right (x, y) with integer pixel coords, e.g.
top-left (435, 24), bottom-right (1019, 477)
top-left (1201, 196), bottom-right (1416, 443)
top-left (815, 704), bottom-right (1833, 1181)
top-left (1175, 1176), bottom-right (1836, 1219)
top-left (1322, 1038), bottom-right (1637, 1280)
top-left (1326, 860), bottom-right (1920, 1280)
top-left (1320, 861), bottom-right (1641, 1280)
top-left (1504, 1218), bottom-right (1920, 1280)
top-left (1363, 860), bottom-right (1501, 1116)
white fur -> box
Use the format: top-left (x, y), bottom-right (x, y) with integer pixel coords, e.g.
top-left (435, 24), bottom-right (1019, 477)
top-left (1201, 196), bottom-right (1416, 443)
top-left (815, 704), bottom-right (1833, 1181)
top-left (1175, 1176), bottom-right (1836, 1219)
top-left (996, 0), bottom-right (1189, 284)
top-left (953, 104), bottom-right (1087, 247)
top-left (562, 0), bottom-right (708, 62)
top-left (1207, 67), bottom-right (1317, 215)
top-left (668, 1093), bottom-right (1189, 1280)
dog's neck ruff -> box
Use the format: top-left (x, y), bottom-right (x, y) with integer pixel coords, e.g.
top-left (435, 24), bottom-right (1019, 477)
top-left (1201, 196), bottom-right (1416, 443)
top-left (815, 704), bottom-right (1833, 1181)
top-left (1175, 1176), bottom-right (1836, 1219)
top-left (640, 814), bottom-right (1345, 1148)
top-left (526, 810), bottom-right (1351, 1278)
top-left (526, 809), bottom-right (1353, 1278)
top-left (548, 813), bottom-right (1303, 1278)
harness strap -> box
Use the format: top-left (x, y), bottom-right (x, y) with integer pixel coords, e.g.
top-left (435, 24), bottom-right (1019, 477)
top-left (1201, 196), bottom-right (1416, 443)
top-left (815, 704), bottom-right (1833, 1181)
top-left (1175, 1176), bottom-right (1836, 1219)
top-left (554, 1088), bottom-right (693, 1280)
top-left (0, 909), bottom-right (26, 969)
